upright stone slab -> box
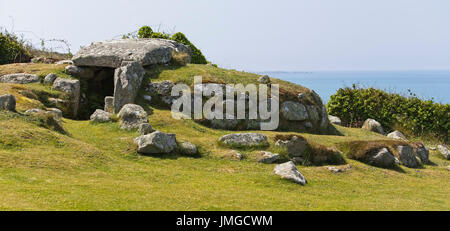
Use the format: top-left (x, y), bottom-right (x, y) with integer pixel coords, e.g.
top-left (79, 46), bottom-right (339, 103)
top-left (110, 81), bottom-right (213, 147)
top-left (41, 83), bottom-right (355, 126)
top-left (113, 61), bottom-right (145, 113)
top-left (0, 94), bottom-right (16, 111)
top-left (52, 78), bottom-right (80, 118)
top-left (104, 96), bottom-right (114, 113)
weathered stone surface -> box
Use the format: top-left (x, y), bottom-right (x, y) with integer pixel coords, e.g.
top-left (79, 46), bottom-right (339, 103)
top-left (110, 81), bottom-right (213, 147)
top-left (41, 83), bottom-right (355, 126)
top-left (65, 65), bottom-right (95, 79)
top-left (52, 78), bottom-right (80, 117)
top-left (328, 115), bottom-right (342, 126)
top-left (362, 119), bottom-right (384, 134)
top-left (387, 131), bottom-right (407, 141)
top-left (90, 109), bottom-right (112, 123)
top-left (104, 96), bottom-right (114, 113)
top-left (143, 95), bottom-right (152, 103)
top-left (368, 148), bottom-right (396, 168)
top-left (138, 123), bottom-right (154, 135)
top-left (306, 105), bottom-right (320, 123)
top-left (218, 133), bottom-right (268, 147)
top-left (327, 165), bottom-right (351, 173)
top-left (414, 143), bottom-right (429, 164)
top-left (437, 145), bottom-right (450, 160)
top-left (24, 108), bottom-right (45, 115)
top-left (72, 38), bottom-right (191, 68)
top-left (0, 73), bottom-right (39, 84)
top-left (134, 131), bottom-right (177, 154)
top-left (178, 141), bottom-right (198, 156)
top-left (258, 75), bottom-right (271, 84)
top-left (273, 161), bottom-right (307, 185)
top-left (44, 73), bottom-right (58, 85)
top-left (113, 61), bottom-right (145, 113)
top-left (281, 101), bottom-right (308, 121)
top-left (396, 145), bottom-right (420, 168)
top-left (275, 136), bottom-right (308, 158)
top-left (25, 108), bottom-right (62, 120)
top-left (146, 80), bottom-right (177, 106)
top-left (0, 94), bottom-right (16, 111)
top-left (319, 105), bottom-right (330, 131)
top-left (117, 104), bottom-right (148, 130)
top-left (56, 60), bottom-right (74, 65)
top-left (257, 151), bottom-right (280, 164)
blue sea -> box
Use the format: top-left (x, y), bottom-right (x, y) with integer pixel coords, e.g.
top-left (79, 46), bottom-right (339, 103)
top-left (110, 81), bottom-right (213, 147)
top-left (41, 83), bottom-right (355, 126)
top-left (260, 70), bottom-right (450, 104)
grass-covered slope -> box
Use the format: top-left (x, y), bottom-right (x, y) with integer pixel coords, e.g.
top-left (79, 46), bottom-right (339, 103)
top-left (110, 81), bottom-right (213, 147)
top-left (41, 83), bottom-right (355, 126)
top-left (0, 63), bottom-right (449, 210)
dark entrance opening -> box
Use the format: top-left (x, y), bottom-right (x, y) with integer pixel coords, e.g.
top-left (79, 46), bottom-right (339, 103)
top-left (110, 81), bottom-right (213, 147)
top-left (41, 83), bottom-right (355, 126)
top-left (77, 67), bottom-right (115, 120)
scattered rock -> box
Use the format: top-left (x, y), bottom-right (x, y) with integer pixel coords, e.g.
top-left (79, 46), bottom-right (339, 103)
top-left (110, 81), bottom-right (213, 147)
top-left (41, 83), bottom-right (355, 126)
top-left (138, 123), bottom-right (154, 135)
top-left (113, 61), bottom-right (146, 113)
top-left (396, 145), bottom-right (420, 168)
top-left (446, 165), bottom-right (450, 171)
top-left (24, 108), bottom-right (45, 115)
top-left (43, 73), bottom-right (58, 85)
top-left (104, 96), bottom-right (114, 113)
top-left (178, 142), bottom-right (198, 156)
top-left (46, 108), bottom-right (63, 120)
top-left (327, 165), bottom-right (351, 173)
top-left (275, 136), bottom-right (308, 158)
top-left (90, 109), bottom-right (112, 123)
top-left (0, 94), bottom-right (16, 111)
top-left (218, 133), bottom-right (268, 147)
top-left (328, 115), bottom-right (342, 126)
top-left (134, 131), bottom-right (177, 154)
top-left (387, 131), bottom-right (407, 141)
top-left (368, 148), bottom-right (396, 168)
top-left (257, 151), bottom-right (280, 164)
top-left (362, 119), bottom-right (384, 134)
top-left (72, 38), bottom-right (191, 68)
top-left (117, 104), bottom-right (148, 130)
top-left (258, 75), bottom-right (271, 84)
top-left (437, 145), bottom-right (450, 160)
top-left (146, 80), bottom-right (176, 106)
top-left (280, 101), bottom-right (308, 121)
top-left (52, 78), bottom-right (80, 117)
top-left (273, 161), bottom-right (307, 185)
top-left (0, 73), bottom-right (39, 84)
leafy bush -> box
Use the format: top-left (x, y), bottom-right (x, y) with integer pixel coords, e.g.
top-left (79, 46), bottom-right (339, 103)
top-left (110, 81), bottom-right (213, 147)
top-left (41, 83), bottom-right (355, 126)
top-left (0, 30), bottom-right (31, 64)
top-left (151, 32), bottom-right (170, 39)
top-left (137, 26), bottom-right (153, 38)
top-left (327, 86), bottom-right (450, 142)
top-left (171, 32), bottom-right (207, 64)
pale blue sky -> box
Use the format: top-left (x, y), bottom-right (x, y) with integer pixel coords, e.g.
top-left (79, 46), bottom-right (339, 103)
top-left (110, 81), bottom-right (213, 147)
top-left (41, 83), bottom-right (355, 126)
top-left (1, 0), bottom-right (450, 71)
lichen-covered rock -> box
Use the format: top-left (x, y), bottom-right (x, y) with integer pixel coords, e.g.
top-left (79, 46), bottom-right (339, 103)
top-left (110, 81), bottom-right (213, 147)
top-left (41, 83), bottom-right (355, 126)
top-left (0, 94), bottom-right (16, 111)
top-left (65, 65), bottom-right (95, 79)
top-left (113, 61), bottom-right (145, 113)
top-left (281, 101), bottom-right (308, 121)
top-left (396, 145), bottom-right (420, 168)
top-left (218, 133), bottom-right (268, 147)
top-left (43, 73), bottom-right (58, 85)
top-left (72, 38), bottom-right (191, 68)
top-left (56, 60), bottom-right (73, 65)
top-left (117, 104), bottom-right (148, 130)
top-left (362, 119), bottom-right (384, 134)
top-left (0, 73), bottom-right (39, 84)
top-left (275, 136), bottom-right (309, 158)
top-left (134, 131), bottom-right (177, 154)
top-left (387, 131), bottom-right (407, 141)
top-left (257, 151), bottom-right (280, 164)
top-left (306, 105), bottom-right (320, 123)
top-left (52, 78), bottom-right (80, 118)
top-left (368, 148), bottom-right (396, 168)
top-left (178, 141), bottom-right (198, 156)
top-left (146, 80), bottom-right (177, 106)
top-left (90, 109), bottom-right (112, 123)
top-left (328, 115), bottom-right (342, 126)
top-left (138, 123), bottom-right (154, 135)
top-left (273, 161), bottom-right (307, 185)
top-left (437, 145), bottom-right (450, 160)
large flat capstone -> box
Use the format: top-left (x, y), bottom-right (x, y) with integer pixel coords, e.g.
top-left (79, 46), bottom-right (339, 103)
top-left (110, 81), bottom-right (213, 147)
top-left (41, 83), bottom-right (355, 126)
top-left (72, 38), bottom-right (191, 68)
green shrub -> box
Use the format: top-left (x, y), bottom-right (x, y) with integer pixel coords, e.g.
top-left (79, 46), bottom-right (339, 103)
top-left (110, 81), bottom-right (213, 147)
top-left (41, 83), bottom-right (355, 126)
top-left (327, 86), bottom-right (450, 142)
top-left (137, 26), bottom-right (153, 38)
top-left (171, 32), bottom-right (207, 64)
top-left (151, 32), bottom-right (170, 39)
top-left (0, 30), bottom-right (31, 65)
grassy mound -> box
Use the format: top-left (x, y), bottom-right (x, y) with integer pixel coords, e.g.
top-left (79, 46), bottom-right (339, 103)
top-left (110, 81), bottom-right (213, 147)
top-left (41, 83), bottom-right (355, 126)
top-left (0, 63), bottom-right (449, 210)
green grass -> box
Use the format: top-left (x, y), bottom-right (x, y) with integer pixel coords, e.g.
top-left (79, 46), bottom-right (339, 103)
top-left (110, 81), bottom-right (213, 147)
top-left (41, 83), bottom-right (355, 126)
top-left (0, 63), bottom-right (449, 211)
